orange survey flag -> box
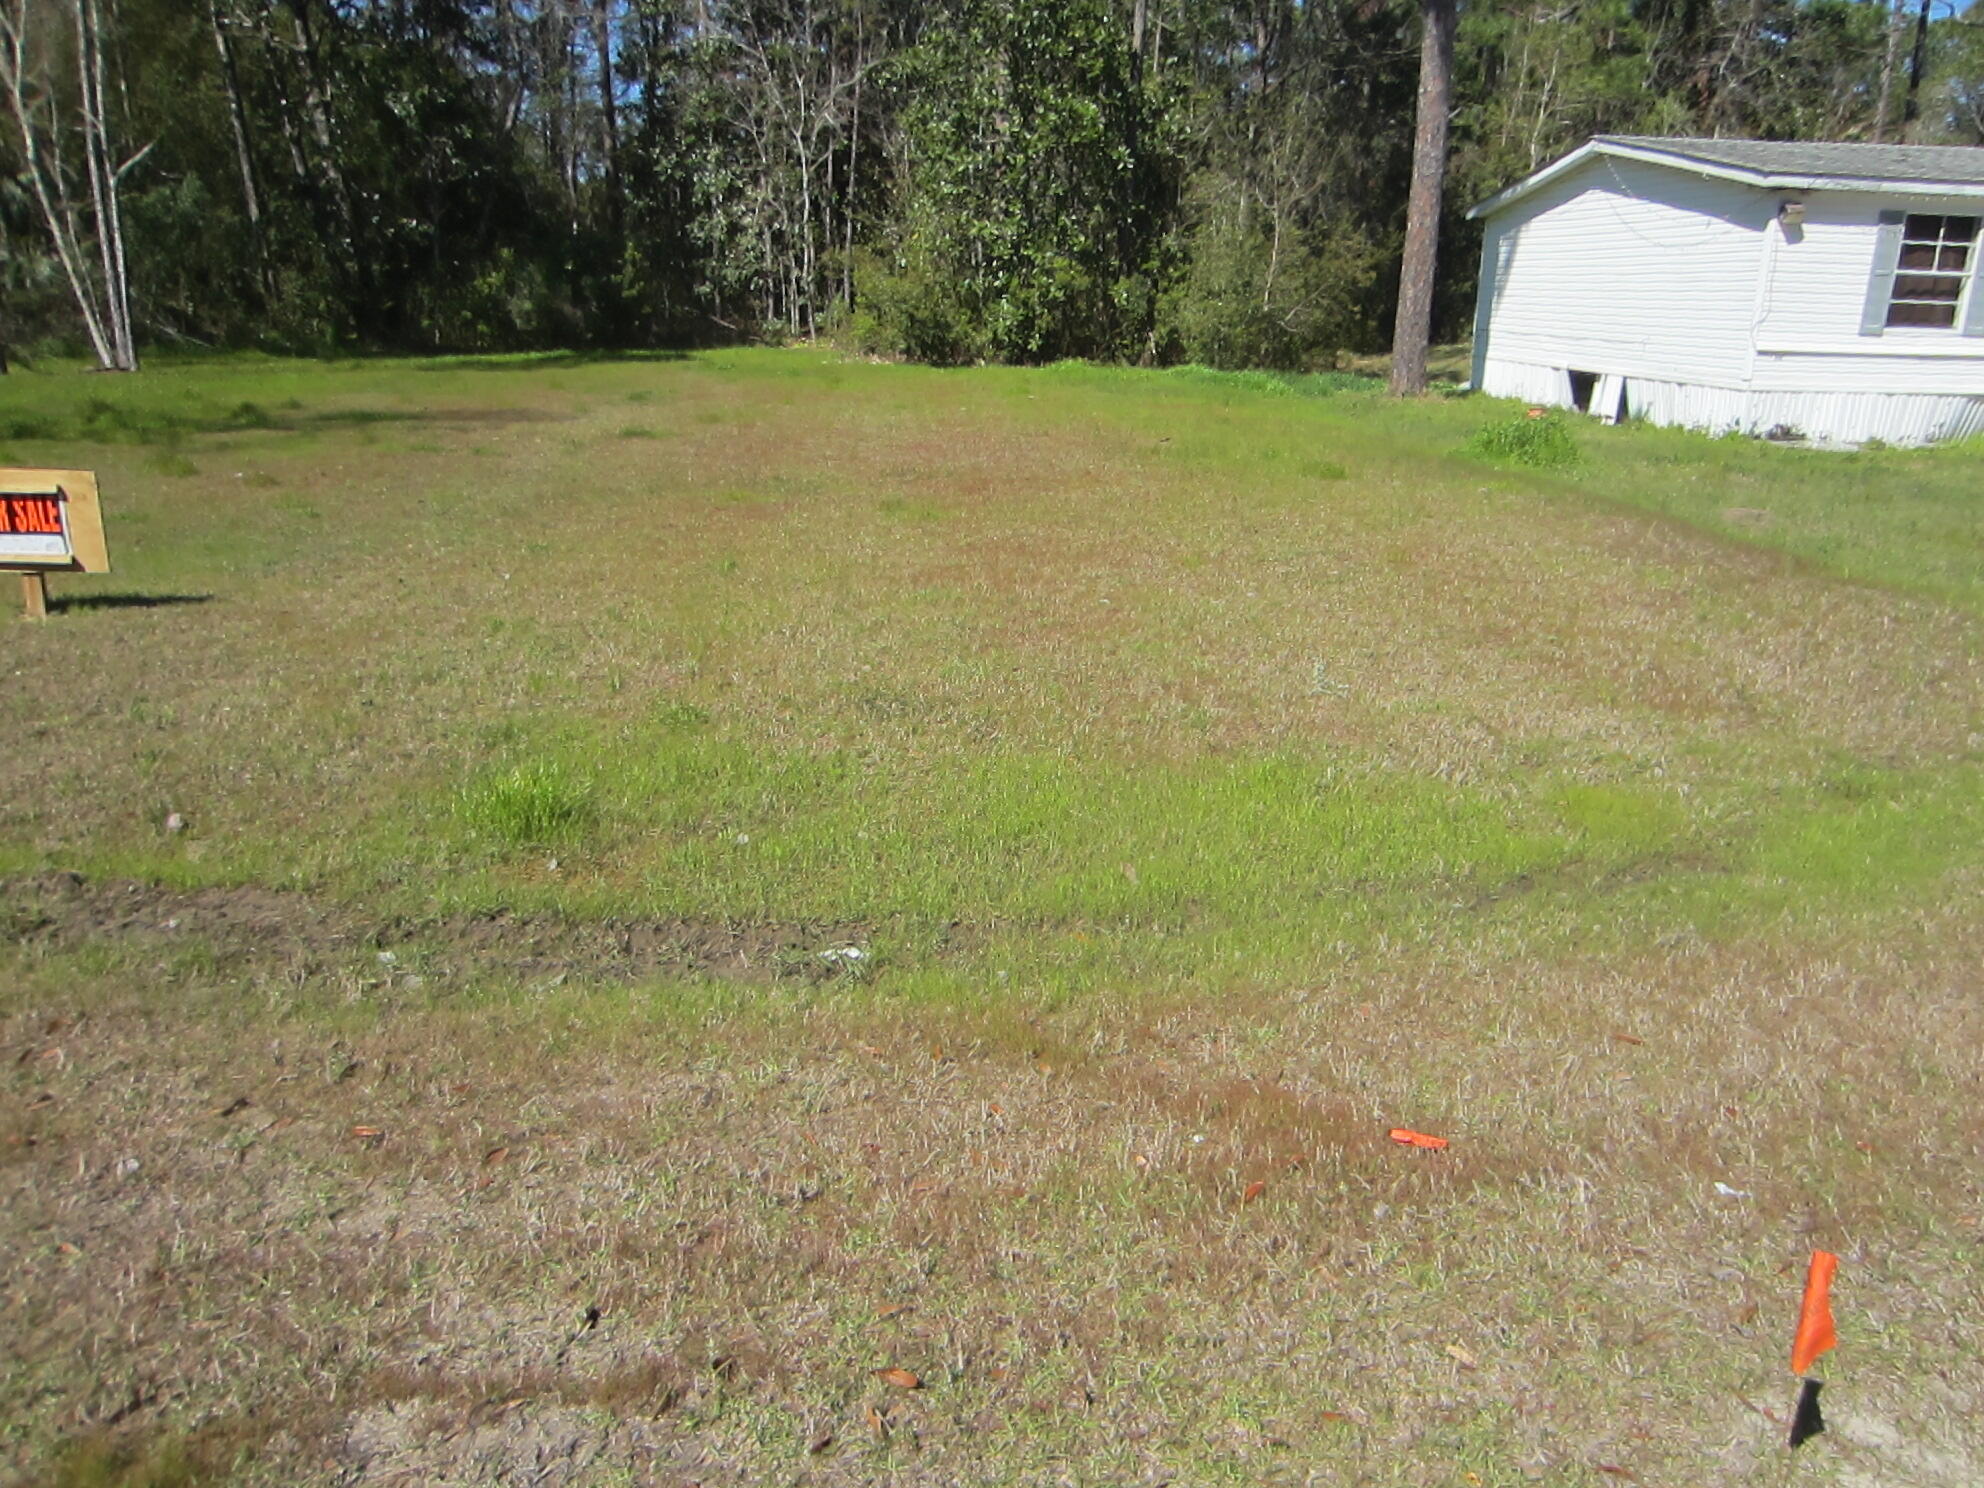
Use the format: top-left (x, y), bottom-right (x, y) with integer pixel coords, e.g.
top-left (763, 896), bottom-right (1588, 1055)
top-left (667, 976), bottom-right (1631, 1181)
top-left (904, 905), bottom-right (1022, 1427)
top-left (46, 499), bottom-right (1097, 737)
top-left (1388, 1128), bottom-right (1448, 1150)
top-left (1790, 1250), bottom-right (1839, 1375)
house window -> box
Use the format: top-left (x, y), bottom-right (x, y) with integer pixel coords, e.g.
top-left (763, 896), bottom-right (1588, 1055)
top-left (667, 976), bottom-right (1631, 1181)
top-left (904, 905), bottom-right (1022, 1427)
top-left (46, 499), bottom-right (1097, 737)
top-left (1886, 214), bottom-right (1979, 328)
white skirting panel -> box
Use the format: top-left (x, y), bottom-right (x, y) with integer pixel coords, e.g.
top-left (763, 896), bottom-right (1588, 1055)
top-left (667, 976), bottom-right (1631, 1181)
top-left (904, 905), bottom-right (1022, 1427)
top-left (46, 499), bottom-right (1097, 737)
top-left (1621, 377), bottom-right (1747, 435)
top-left (1479, 358), bottom-right (1575, 407)
top-left (1737, 389), bottom-right (1984, 446)
top-left (1627, 378), bottom-right (1984, 446)
top-left (1481, 358), bottom-right (1984, 447)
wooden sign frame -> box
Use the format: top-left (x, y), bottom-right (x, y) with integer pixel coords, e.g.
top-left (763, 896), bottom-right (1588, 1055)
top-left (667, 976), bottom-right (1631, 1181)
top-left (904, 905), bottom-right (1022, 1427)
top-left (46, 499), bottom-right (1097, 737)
top-left (2, 469), bottom-right (110, 620)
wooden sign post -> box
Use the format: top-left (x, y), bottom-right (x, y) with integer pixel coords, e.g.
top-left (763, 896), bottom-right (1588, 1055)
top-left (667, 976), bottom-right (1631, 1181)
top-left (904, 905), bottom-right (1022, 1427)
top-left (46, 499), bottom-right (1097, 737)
top-left (1, 469), bottom-right (110, 619)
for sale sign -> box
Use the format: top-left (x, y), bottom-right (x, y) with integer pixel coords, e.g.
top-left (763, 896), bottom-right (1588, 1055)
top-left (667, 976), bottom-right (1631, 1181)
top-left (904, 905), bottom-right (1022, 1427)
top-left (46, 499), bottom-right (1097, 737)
top-left (0, 470), bottom-right (109, 572)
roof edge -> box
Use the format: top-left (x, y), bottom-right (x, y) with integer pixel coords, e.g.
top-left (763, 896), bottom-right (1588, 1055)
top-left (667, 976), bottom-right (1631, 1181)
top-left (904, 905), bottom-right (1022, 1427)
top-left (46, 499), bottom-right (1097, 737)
top-left (1466, 137), bottom-right (1984, 219)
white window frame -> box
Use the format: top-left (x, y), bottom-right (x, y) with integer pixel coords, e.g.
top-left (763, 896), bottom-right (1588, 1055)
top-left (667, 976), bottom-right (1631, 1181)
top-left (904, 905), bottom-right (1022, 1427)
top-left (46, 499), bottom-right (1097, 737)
top-left (1862, 208), bottom-right (1984, 337)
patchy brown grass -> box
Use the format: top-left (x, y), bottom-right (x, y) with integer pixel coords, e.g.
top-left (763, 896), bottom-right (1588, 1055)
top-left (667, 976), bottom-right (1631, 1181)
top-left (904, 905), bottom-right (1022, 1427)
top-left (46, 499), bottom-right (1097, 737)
top-left (2, 350), bottom-right (1982, 1484)
top-left (7, 910), bottom-right (1983, 1485)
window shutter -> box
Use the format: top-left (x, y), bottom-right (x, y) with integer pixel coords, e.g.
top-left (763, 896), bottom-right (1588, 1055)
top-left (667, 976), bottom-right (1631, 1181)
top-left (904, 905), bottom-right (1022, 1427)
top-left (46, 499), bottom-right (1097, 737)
top-left (1860, 210), bottom-right (1907, 337)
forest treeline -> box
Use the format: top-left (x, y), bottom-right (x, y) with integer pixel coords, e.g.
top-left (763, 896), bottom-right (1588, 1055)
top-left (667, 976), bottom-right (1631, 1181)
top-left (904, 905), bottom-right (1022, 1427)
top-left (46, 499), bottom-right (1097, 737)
top-left (4, 0), bottom-right (1984, 372)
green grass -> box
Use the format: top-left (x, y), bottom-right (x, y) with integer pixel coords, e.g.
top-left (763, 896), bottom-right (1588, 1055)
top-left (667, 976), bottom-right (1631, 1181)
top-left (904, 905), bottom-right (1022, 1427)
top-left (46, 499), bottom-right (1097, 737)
top-left (2, 347), bottom-right (1980, 1487)
top-left (456, 762), bottom-right (594, 847)
top-left (2, 348), bottom-right (1978, 957)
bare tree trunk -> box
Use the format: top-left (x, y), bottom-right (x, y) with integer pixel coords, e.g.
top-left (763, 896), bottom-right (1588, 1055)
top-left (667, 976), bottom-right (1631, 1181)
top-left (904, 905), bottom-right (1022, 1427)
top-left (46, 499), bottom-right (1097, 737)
top-left (209, 0), bottom-right (269, 291)
top-left (288, 2), bottom-right (357, 237)
top-left (593, 0), bottom-right (619, 226)
top-left (248, 0), bottom-right (313, 185)
top-left (1903, 0), bottom-right (1931, 131)
top-left (1389, 0), bottom-right (1454, 396)
top-left (843, 47), bottom-right (859, 309)
top-left (494, 0), bottom-right (527, 132)
top-left (1, 0), bottom-right (118, 366)
top-left (76, 0), bottom-right (139, 369)
top-left (1873, 0), bottom-right (1907, 142)
top-left (562, 15), bottom-right (580, 218)
top-left (797, 127), bottom-right (815, 339)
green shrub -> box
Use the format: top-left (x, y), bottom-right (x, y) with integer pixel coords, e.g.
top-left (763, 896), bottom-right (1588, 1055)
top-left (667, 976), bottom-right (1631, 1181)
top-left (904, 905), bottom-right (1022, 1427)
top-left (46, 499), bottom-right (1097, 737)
top-left (852, 247), bottom-right (985, 365)
top-left (1156, 174), bottom-right (1380, 371)
top-left (458, 762), bottom-right (593, 845)
top-left (1464, 410), bottom-right (1581, 469)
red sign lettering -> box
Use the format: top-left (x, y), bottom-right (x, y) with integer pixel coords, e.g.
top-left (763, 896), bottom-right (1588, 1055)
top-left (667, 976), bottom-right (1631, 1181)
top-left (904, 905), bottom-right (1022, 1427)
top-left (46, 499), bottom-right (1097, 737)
top-left (0, 493), bottom-right (66, 536)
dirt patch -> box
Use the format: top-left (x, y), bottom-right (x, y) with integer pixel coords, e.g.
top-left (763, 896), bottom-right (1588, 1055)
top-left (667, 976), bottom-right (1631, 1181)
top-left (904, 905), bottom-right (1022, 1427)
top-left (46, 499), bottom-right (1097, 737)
top-left (1, 871), bottom-right (871, 987)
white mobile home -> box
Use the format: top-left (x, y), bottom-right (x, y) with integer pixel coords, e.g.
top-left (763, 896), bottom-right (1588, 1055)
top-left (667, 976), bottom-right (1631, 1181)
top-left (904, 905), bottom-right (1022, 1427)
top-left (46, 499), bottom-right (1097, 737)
top-left (1468, 136), bottom-right (1984, 446)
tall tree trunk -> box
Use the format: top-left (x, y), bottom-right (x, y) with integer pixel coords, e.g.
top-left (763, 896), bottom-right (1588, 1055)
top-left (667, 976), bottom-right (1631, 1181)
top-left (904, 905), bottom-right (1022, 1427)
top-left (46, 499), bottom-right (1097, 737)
top-left (1873, 0), bottom-right (1907, 142)
top-left (1, 0), bottom-right (117, 367)
top-left (76, 0), bottom-right (134, 368)
top-left (1390, 0), bottom-right (1454, 396)
top-left (285, 0), bottom-right (367, 329)
top-left (843, 39), bottom-right (860, 309)
top-left (209, 0), bottom-right (270, 296)
top-left (593, 0), bottom-right (620, 227)
top-left (1903, 0), bottom-right (1931, 129)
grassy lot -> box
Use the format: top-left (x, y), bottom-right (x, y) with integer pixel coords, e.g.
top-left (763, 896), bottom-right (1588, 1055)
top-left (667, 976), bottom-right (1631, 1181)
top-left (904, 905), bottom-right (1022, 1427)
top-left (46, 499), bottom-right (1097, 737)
top-left (3, 350), bottom-right (1981, 1486)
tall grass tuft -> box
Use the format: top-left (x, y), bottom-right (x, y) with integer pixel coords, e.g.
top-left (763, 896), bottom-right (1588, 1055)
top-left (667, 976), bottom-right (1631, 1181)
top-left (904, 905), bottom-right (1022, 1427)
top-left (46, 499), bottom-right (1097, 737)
top-left (1464, 409), bottom-right (1581, 469)
top-left (457, 762), bottom-right (594, 846)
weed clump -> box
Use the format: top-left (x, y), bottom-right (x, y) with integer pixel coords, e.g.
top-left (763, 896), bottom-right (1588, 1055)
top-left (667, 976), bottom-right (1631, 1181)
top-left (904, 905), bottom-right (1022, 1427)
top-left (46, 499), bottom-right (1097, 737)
top-left (458, 762), bottom-right (593, 845)
top-left (1464, 409), bottom-right (1581, 469)
top-left (652, 700), bottom-right (710, 731)
top-left (226, 400), bottom-right (281, 430)
top-left (0, 413), bottom-right (63, 441)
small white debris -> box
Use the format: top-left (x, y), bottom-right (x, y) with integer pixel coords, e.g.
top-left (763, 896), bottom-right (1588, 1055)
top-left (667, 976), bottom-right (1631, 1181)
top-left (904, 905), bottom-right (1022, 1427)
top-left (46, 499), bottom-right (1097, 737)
top-left (1190, 1133), bottom-right (1207, 1145)
top-left (163, 918), bottom-right (180, 931)
top-left (164, 812), bottom-right (186, 834)
top-left (546, 857), bottom-right (560, 872)
top-left (734, 833), bottom-right (750, 845)
top-left (819, 945), bottom-right (866, 965)
top-left (376, 951), bottom-right (397, 967)
top-left (116, 1156), bottom-right (140, 1179)
top-left (1713, 1182), bottom-right (1751, 1199)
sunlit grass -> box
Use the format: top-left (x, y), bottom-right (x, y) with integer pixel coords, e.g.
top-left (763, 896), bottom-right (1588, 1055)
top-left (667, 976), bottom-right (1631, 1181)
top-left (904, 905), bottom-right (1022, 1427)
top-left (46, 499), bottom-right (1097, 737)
top-left (2, 347), bottom-right (1980, 1485)
top-left (2, 347), bottom-right (1979, 969)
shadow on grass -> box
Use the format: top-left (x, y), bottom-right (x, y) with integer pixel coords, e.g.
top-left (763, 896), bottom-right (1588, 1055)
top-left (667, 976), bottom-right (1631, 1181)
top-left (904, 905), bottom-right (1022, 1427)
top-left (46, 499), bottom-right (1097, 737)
top-left (0, 401), bottom-right (566, 446)
top-left (48, 591), bottom-right (214, 614)
top-left (406, 349), bottom-right (693, 373)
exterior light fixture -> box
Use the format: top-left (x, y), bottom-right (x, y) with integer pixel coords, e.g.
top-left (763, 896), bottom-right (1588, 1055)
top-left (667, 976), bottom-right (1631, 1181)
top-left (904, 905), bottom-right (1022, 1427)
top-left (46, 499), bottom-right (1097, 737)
top-left (1779, 200), bottom-right (1806, 228)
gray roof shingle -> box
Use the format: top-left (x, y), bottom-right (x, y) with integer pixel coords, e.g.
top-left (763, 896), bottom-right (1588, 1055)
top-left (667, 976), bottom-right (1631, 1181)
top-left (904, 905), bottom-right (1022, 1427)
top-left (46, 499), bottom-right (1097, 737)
top-left (1596, 135), bottom-right (1984, 186)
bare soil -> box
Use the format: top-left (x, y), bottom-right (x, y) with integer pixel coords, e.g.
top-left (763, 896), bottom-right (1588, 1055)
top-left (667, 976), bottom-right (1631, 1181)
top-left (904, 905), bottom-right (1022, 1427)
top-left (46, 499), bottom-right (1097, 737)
top-left (2, 871), bottom-right (874, 987)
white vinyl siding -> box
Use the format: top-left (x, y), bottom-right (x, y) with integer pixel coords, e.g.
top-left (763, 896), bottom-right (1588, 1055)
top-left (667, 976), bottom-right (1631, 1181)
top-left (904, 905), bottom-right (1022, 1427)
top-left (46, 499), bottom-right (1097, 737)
top-left (1474, 158), bottom-right (1984, 444)
top-left (1754, 189), bottom-right (1984, 401)
top-left (1472, 156), bottom-right (1768, 389)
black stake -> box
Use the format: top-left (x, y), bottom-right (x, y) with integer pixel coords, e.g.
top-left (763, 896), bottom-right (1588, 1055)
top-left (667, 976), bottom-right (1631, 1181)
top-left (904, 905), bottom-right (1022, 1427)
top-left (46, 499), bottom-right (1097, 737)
top-left (1789, 1377), bottom-right (1825, 1448)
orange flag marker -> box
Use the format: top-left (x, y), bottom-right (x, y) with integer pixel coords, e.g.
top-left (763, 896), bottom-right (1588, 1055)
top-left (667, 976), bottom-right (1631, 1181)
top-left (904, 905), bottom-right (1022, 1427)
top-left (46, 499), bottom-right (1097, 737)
top-left (1388, 1128), bottom-right (1448, 1151)
top-left (1790, 1250), bottom-right (1839, 1376)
